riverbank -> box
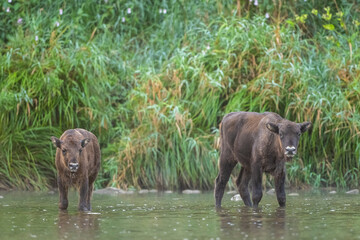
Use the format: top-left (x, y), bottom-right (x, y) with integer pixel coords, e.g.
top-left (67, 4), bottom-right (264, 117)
top-left (1, 1), bottom-right (359, 190)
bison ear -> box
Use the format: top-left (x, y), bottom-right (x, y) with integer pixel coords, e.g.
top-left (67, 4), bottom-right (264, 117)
top-left (266, 123), bottom-right (279, 134)
top-left (51, 136), bottom-right (62, 148)
top-left (300, 121), bottom-right (312, 133)
top-left (81, 138), bottom-right (91, 148)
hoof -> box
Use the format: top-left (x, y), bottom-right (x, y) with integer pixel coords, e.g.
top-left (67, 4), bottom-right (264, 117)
top-left (78, 206), bottom-right (90, 212)
top-left (59, 203), bottom-right (68, 210)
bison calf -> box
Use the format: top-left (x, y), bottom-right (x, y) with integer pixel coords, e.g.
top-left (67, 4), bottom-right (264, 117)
top-left (51, 129), bottom-right (101, 211)
top-left (215, 112), bottom-right (311, 208)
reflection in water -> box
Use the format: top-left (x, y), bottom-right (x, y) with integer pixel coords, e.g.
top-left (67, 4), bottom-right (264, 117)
top-left (3, 191), bottom-right (360, 240)
top-left (217, 207), bottom-right (290, 239)
top-left (57, 211), bottom-right (100, 240)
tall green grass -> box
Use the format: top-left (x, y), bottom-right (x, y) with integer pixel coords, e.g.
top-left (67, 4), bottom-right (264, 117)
top-left (1, 0), bottom-right (359, 190)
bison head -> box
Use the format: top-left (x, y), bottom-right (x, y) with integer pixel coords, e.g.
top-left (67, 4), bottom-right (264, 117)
top-left (266, 121), bottom-right (311, 158)
top-left (51, 136), bottom-right (91, 173)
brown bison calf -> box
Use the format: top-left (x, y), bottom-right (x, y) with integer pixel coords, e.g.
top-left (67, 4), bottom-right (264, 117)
top-left (215, 112), bottom-right (311, 208)
top-left (51, 129), bottom-right (101, 211)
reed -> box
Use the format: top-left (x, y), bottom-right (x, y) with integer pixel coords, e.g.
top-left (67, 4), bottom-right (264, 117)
top-left (1, 0), bottom-right (359, 190)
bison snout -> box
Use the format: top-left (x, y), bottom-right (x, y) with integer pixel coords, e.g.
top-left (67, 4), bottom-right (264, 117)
top-left (69, 162), bottom-right (79, 172)
top-left (285, 146), bottom-right (296, 157)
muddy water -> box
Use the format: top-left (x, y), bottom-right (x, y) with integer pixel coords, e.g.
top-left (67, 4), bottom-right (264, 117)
top-left (1, 190), bottom-right (360, 240)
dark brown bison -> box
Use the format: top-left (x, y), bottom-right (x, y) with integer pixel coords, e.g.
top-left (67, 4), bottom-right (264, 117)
top-left (51, 129), bottom-right (101, 211)
top-left (215, 112), bottom-right (311, 208)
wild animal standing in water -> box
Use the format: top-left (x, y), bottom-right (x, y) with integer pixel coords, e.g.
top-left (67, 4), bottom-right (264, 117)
top-left (51, 129), bottom-right (101, 211)
top-left (215, 112), bottom-right (311, 208)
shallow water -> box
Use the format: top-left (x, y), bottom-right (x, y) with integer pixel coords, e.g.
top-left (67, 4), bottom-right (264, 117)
top-left (1, 189), bottom-right (360, 240)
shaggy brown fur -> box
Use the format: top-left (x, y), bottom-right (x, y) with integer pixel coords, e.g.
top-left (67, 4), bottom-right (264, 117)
top-left (214, 112), bottom-right (311, 208)
top-left (51, 129), bottom-right (101, 211)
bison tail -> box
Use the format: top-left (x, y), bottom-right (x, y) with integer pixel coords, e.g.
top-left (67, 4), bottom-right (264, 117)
top-left (218, 122), bottom-right (223, 151)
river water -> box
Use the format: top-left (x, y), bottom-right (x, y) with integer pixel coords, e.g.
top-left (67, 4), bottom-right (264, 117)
top-left (1, 189), bottom-right (360, 240)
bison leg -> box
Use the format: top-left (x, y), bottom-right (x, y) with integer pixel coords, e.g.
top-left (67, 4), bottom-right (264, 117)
top-left (251, 166), bottom-right (263, 208)
top-left (236, 167), bottom-right (252, 207)
top-left (58, 177), bottom-right (69, 210)
top-left (215, 158), bottom-right (236, 208)
top-left (274, 171), bottom-right (286, 207)
top-left (78, 178), bottom-right (89, 211)
top-left (86, 181), bottom-right (94, 211)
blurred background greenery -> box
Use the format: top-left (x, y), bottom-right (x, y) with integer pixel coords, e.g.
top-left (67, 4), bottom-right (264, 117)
top-left (0, 0), bottom-right (359, 190)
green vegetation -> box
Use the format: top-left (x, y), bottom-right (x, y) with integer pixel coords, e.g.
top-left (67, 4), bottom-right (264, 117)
top-left (1, 0), bottom-right (359, 190)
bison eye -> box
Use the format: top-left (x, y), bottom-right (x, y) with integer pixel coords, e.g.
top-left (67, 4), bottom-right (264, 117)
top-left (79, 149), bottom-right (82, 153)
top-left (62, 149), bottom-right (67, 154)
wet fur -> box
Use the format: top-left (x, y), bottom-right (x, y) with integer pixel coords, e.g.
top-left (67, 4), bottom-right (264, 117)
top-left (214, 112), bottom-right (311, 208)
top-left (52, 129), bottom-right (101, 211)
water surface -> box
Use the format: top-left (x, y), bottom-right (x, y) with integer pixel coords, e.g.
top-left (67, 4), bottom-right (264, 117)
top-left (1, 189), bottom-right (360, 240)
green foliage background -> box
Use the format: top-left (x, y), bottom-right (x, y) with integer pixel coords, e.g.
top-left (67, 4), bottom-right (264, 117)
top-left (0, 0), bottom-right (359, 190)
